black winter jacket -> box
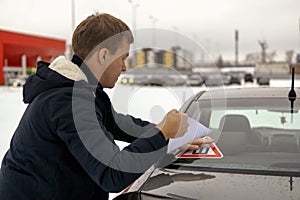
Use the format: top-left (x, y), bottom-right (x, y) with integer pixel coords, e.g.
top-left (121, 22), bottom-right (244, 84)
top-left (0, 55), bottom-right (168, 200)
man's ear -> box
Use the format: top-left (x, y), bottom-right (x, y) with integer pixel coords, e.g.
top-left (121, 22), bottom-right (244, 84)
top-left (97, 48), bottom-right (109, 65)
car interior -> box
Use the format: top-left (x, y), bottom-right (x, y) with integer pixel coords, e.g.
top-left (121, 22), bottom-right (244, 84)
top-left (217, 114), bottom-right (250, 155)
top-left (175, 103), bottom-right (300, 174)
top-left (212, 113), bottom-right (300, 155)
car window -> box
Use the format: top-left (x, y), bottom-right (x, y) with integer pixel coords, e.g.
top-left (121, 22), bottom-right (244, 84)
top-left (210, 109), bottom-right (300, 130)
top-left (173, 96), bottom-right (300, 176)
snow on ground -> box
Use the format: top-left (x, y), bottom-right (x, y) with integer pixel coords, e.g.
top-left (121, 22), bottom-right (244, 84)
top-left (0, 86), bottom-right (27, 162)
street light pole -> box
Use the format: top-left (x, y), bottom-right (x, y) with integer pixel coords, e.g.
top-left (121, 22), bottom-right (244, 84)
top-left (172, 26), bottom-right (179, 46)
top-left (149, 15), bottom-right (158, 47)
top-left (128, 0), bottom-right (139, 35)
top-left (128, 0), bottom-right (139, 68)
top-left (298, 18), bottom-right (300, 53)
top-left (71, 0), bottom-right (75, 32)
top-left (67, 0), bottom-right (76, 59)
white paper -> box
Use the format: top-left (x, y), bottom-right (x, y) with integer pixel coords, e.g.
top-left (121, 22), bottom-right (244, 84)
top-left (167, 117), bottom-right (210, 153)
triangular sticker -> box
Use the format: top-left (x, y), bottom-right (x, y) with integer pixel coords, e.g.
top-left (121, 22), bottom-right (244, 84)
top-left (176, 143), bottom-right (223, 158)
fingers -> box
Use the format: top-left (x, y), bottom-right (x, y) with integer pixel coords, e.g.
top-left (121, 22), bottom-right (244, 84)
top-left (183, 137), bottom-right (215, 151)
top-left (157, 109), bottom-right (189, 140)
top-left (186, 144), bottom-right (201, 151)
top-left (168, 109), bottom-right (179, 114)
top-left (175, 112), bottom-right (189, 138)
top-left (190, 137), bottom-right (213, 146)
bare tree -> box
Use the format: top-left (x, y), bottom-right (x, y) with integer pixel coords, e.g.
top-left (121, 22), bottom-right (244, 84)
top-left (245, 53), bottom-right (260, 64)
top-left (266, 51), bottom-right (276, 63)
top-left (285, 50), bottom-right (294, 64)
top-left (258, 40), bottom-right (268, 63)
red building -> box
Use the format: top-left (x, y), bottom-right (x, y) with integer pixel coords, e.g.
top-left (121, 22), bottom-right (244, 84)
top-left (0, 29), bottom-right (66, 84)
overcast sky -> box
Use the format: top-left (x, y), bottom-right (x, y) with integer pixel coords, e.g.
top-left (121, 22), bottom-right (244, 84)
top-left (1, 0), bottom-right (300, 61)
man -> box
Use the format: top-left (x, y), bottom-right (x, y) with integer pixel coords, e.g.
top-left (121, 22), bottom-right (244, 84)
top-left (0, 13), bottom-right (211, 199)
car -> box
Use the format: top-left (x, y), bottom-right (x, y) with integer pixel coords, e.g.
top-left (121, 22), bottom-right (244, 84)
top-left (257, 77), bottom-right (270, 85)
top-left (228, 73), bottom-right (241, 85)
top-left (114, 87), bottom-right (300, 200)
top-left (221, 73), bottom-right (231, 85)
top-left (120, 66), bottom-right (187, 86)
top-left (244, 73), bottom-right (254, 83)
top-left (144, 75), bottom-right (166, 86)
top-left (118, 74), bottom-right (135, 85)
top-left (204, 74), bottom-right (223, 86)
top-left (7, 75), bottom-right (27, 87)
top-left (187, 74), bottom-right (204, 86)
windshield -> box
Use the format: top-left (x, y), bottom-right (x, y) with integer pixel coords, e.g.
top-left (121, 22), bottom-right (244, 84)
top-left (210, 109), bottom-right (300, 130)
top-left (173, 97), bottom-right (300, 176)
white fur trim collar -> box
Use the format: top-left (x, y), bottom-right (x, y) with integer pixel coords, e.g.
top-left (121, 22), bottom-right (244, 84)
top-left (48, 56), bottom-right (88, 82)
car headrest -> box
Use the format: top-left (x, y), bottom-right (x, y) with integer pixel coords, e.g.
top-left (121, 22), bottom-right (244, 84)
top-left (219, 114), bottom-right (251, 132)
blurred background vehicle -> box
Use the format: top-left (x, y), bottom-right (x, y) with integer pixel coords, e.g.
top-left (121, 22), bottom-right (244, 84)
top-left (186, 74), bottom-right (204, 86)
top-left (244, 73), bottom-right (254, 83)
top-left (228, 73), bottom-right (241, 85)
top-left (257, 77), bottom-right (270, 85)
top-left (204, 74), bottom-right (224, 87)
top-left (7, 75), bottom-right (27, 87)
top-left (118, 66), bottom-right (188, 86)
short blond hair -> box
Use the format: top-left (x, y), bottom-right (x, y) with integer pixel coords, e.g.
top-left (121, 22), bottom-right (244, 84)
top-left (72, 13), bottom-right (134, 60)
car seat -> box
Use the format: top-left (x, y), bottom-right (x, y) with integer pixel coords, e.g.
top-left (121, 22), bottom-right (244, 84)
top-left (217, 114), bottom-right (251, 155)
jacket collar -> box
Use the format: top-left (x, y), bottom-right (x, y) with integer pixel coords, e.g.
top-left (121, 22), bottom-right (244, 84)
top-left (47, 55), bottom-right (103, 92)
top-left (71, 55), bottom-right (104, 91)
top-left (48, 55), bottom-right (88, 82)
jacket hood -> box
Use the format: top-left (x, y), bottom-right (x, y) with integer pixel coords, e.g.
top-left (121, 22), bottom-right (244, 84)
top-left (23, 56), bottom-right (88, 103)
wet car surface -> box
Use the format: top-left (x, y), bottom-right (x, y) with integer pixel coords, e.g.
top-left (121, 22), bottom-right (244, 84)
top-left (114, 87), bottom-right (300, 200)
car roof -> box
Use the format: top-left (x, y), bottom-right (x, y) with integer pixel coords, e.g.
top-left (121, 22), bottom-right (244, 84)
top-left (197, 87), bottom-right (300, 100)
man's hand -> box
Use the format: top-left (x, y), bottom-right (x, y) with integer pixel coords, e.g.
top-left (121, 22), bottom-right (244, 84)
top-left (156, 109), bottom-right (189, 140)
top-left (180, 136), bottom-right (214, 151)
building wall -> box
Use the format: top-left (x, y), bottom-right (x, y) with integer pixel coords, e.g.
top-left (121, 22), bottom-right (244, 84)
top-left (0, 30), bottom-right (66, 84)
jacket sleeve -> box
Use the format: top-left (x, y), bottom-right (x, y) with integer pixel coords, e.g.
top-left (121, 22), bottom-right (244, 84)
top-left (50, 88), bottom-right (168, 192)
top-left (110, 107), bottom-right (158, 143)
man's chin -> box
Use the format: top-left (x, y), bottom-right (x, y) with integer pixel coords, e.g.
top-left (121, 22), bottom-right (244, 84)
top-left (106, 83), bottom-right (116, 89)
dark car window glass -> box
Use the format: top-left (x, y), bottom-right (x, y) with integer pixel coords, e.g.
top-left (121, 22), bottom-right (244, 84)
top-left (172, 97), bottom-right (300, 176)
top-left (210, 109), bottom-right (300, 130)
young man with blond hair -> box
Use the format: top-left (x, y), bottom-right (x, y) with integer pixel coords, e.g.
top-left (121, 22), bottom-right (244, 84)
top-left (0, 13), bottom-right (211, 199)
